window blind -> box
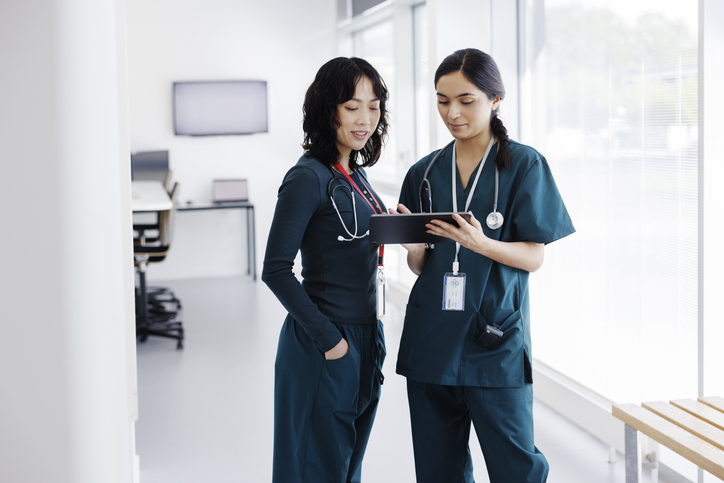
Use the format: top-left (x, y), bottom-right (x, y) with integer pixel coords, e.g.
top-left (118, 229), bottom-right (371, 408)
top-left (523, 1), bottom-right (699, 404)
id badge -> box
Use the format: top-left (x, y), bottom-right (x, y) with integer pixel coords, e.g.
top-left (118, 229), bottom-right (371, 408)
top-left (376, 268), bottom-right (386, 319)
top-left (442, 272), bottom-right (466, 311)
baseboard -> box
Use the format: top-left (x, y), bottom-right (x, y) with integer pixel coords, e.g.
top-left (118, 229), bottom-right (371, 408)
top-left (533, 360), bottom-right (697, 482)
top-left (532, 360), bottom-right (624, 452)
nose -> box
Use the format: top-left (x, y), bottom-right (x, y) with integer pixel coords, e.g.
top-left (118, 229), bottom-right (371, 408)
top-left (356, 108), bottom-right (371, 125)
top-left (449, 103), bottom-right (461, 120)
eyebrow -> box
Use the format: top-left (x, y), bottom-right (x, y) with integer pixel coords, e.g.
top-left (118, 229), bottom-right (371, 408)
top-left (436, 92), bottom-right (476, 98)
top-left (350, 97), bottom-right (380, 102)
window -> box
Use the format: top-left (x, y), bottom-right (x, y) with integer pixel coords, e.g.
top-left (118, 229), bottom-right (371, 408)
top-left (352, 19), bottom-right (397, 185)
top-left (522, 0), bottom-right (699, 404)
top-left (413, 3), bottom-right (430, 161)
top-left (341, 3), bottom-right (427, 291)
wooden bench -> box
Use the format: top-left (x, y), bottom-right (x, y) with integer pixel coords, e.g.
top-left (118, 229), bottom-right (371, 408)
top-left (612, 396), bottom-right (724, 482)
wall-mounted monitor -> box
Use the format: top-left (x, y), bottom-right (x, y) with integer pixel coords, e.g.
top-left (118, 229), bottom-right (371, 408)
top-left (173, 80), bottom-right (268, 136)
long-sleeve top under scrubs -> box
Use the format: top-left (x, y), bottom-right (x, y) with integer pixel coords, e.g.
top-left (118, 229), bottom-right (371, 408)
top-left (262, 154), bottom-right (385, 353)
top-left (396, 139), bottom-right (575, 388)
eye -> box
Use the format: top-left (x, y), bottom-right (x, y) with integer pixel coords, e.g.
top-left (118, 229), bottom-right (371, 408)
top-left (461, 100), bottom-right (474, 105)
top-left (437, 99), bottom-right (449, 105)
top-left (345, 107), bottom-right (358, 111)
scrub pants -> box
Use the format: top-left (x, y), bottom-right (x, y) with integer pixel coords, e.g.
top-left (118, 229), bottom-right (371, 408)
top-left (273, 316), bottom-right (385, 483)
top-left (406, 380), bottom-right (549, 483)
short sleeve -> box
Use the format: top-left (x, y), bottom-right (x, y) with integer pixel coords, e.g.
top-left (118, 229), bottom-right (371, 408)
top-left (508, 157), bottom-right (575, 244)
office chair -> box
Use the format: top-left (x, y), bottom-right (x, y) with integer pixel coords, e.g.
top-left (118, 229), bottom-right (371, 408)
top-left (134, 182), bottom-right (184, 349)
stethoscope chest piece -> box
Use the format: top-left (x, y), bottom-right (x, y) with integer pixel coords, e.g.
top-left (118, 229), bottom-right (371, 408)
top-left (486, 211), bottom-right (504, 230)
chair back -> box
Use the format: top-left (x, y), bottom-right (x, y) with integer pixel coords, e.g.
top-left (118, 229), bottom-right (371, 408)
top-left (163, 169), bottom-right (174, 193)
top-left (158, 182), bottom-right (179, 247)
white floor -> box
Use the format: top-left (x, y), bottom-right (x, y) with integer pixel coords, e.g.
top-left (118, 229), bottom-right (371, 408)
top-left (135, 275), bottom-right (679, 483)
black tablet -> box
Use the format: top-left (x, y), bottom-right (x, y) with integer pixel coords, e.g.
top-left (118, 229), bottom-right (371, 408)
top-left (368, 212), bottom-right (472, 245)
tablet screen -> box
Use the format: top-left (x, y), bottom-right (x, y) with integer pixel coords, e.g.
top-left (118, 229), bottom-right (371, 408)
top-left (368, 212), bottom-right (472, 244)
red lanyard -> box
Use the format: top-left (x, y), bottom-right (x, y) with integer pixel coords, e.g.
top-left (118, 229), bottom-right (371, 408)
top-left (334, 162), bottom-right (385, 266)
top-left (334, 162), bottom-right (383, 214)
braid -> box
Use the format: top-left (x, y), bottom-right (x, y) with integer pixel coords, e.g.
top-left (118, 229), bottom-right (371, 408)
top-left (491, 113), bottom-right (511, 170)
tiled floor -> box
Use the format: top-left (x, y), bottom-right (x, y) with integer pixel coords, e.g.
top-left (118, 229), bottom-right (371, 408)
top-left (135, 275), bottom-right (678, 482)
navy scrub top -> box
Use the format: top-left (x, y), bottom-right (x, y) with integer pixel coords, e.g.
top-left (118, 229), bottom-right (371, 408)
top-left (262, 154), bottom-right (385, 353)
top-left (396, 140), bottom-right (575, 388)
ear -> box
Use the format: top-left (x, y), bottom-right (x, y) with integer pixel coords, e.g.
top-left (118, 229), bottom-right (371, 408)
top-left (492, 95), bottom-right (501, 111)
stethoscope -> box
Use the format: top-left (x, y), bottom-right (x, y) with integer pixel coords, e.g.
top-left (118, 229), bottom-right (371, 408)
top-left (418, 138), bottom-right (504, 230)
top-left (327, 167), bottom-right (379, 241)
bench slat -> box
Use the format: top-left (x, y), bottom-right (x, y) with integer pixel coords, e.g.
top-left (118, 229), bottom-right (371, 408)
top-left (671, 399), bottom-right (724, 432)
top-left (700, 396), bottom-right (724, 414)
top-left (612, 403), bottom-right (724, 478)
top-left (643, 401), bottom-right (724, 451)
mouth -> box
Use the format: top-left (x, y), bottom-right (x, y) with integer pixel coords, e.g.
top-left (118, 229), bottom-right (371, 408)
top-left (352, 131), bottom-right (369, 140)
top-left (449, 123), bottom-right (466, 129)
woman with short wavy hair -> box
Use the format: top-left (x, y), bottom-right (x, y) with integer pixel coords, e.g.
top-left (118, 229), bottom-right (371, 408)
top-left (262, 57), bottom-right (389, 483)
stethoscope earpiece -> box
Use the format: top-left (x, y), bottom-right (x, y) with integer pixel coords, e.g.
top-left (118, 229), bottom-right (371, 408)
top-left (486, 211), bottom-right (504, 230)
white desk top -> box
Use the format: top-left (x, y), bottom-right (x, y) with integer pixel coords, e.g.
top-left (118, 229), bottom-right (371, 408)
top-left (132, 181), bottom-right (172, 212)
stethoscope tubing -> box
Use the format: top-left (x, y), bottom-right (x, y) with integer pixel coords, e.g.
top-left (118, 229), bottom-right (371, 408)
top-left (419, 140), bottom-right (503, 230)
top-left (327, 168), bottom-right (376, 241)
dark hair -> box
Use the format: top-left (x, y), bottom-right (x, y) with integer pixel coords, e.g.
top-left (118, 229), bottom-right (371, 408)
top-left (434, 48), bottom-right (511, 170)
top-left (302, 57), bottom-right (389, 168)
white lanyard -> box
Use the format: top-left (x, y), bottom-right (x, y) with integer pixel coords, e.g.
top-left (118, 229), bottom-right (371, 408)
top-left (451, 136), bottom-right (495, 274)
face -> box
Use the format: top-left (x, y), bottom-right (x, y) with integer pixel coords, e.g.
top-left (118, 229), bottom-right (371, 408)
top-left (335, 76), bottom-right (381, 162)
top-left (436, 70), bottom-right (500, 142)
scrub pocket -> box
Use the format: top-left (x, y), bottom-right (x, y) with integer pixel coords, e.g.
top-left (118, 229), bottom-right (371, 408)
top-left (474, 310), bottom-right (522, 349)
top-left (496, 310), bottom-right (523, 349)
top-left (472, 310), bottom-right (527, 385)
top-left (315, 336), bottom-right (361, 414)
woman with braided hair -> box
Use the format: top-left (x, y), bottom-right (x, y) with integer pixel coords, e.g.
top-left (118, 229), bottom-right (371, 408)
top-left (390, 48), bottom-right (575, 482)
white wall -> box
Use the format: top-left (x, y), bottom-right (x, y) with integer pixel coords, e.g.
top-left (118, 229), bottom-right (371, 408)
top-left (0, 1), bottom-right (136, 481)
top-left (126, 0), bottom-right (338, 280)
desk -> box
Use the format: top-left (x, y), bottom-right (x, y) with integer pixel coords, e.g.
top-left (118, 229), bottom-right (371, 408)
top-left (178, 201), bottom-right (257, 280)
top-left (132, 180), bottom-right (172, 212)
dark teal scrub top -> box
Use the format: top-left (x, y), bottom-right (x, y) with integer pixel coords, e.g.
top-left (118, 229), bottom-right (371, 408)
top-left (396, 140), bottom-right (575, 387)
top-left (262, 155), bottom-right (385, 353)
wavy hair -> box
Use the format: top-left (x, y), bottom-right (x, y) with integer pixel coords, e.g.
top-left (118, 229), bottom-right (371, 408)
top-left (302, 57), bottom-right (389, 168)
top-left (434, 48), bottom-right (511, 170)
